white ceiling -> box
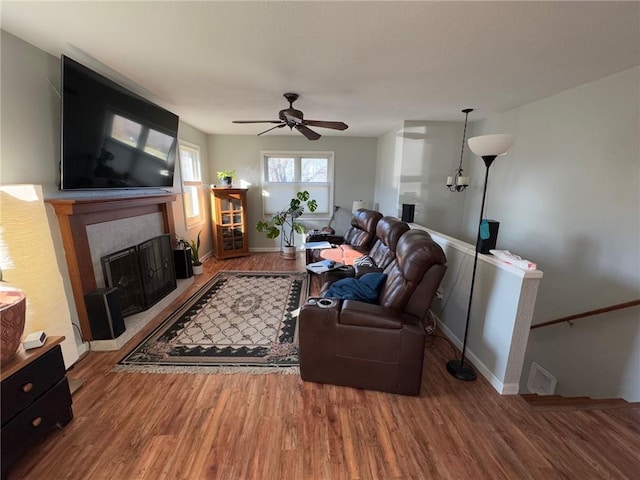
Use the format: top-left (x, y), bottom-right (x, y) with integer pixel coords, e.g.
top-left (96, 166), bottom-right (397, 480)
top-left (2, 1), bottom-right (638, 138)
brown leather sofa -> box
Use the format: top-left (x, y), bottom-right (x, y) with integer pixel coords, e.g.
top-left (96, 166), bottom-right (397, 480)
top-left (299, 229), bottom-right (447, 395)
top-left (312, 209), bottom-right (383, 265)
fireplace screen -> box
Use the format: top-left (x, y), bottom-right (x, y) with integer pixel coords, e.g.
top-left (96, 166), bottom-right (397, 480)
top-left (101, 234), bottom-right (176, 316)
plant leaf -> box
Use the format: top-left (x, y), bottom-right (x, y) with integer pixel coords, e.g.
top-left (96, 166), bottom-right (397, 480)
top-left (266, 227), bottom-right (280, 239)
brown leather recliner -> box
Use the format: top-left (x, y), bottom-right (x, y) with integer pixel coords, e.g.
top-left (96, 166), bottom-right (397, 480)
top-left (316, 209), bottom-right (383, 265)
top-left (323, 216), bottom-right (410, 284)
top-left (299, 229), bottom-right (447, 395)
top-left (359, 216), bottom-right (409, 270)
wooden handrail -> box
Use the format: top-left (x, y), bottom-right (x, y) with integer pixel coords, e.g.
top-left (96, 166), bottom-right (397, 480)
top-left (531, 299), bottom-right (640, 330)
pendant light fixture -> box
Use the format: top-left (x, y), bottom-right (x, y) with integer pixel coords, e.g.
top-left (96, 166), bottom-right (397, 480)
top-left (446, 108), bottom-right (473, 192)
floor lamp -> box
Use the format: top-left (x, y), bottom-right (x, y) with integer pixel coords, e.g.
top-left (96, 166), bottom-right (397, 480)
top-left (446, 134), bottom-right (515, 381)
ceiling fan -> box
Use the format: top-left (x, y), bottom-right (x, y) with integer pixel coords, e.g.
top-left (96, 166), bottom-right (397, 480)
top-left (232, 93), bottom-right (348, 141)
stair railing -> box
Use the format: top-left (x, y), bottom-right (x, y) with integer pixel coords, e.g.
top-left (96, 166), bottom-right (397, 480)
top-left (530, 299), bottom-right (640, 330)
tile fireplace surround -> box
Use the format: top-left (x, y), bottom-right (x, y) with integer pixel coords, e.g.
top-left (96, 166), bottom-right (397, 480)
top-left (46, 193), bottom-right (179, 342)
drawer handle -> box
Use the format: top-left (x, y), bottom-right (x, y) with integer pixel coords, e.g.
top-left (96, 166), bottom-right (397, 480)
top-left (22, 382), bottom-right (34, 393)
top-left (31, 417), bottom-right (43, 428)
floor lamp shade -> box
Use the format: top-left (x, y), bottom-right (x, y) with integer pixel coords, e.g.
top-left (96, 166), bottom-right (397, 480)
top-left (468, 134), bottom-right (515, 158)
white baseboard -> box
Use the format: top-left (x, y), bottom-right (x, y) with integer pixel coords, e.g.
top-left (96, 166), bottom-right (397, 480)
top-left (250, 247), bottom-right (306, 253)
top-left (432, 312), bottom-right (518, 395)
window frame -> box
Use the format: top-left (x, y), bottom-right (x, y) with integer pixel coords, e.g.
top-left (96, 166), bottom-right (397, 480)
top-left (178, 140), bottom-right (205, 229)
top-left (260, 150), bottom-right (334, 220)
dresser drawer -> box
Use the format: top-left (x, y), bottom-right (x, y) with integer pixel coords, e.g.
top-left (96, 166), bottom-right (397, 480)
top-left (1, 345), bottom-right (66, 425)
top-left (1, 376), bottom-right (73, 470)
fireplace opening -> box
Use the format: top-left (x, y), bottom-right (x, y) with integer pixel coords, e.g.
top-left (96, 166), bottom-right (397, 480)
top-left (101, 234), bottom-right (176, 316)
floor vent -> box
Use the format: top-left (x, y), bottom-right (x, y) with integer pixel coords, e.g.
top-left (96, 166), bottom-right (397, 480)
top-left (527, 362), bottom-right (557, 395)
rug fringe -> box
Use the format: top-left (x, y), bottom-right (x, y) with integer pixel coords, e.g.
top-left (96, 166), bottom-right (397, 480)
top-left (112, 364), bottom-right (300, 375)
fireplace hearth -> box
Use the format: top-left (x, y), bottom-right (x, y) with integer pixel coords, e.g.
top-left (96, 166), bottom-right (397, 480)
top-left (102, 234), bottom-right (176, 316)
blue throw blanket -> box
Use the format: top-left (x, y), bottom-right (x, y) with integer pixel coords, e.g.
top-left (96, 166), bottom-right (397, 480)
top-left (323, 273), bottom-right (387, 303)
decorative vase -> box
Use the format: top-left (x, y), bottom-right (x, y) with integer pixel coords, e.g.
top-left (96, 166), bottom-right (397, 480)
top-left (192, 264), bottom-right (204, 275)
top-left (221, 177), bottom-right (232, 188)
top-left (0, 287), bottom-right (27, 363)
top-left (281, 245), bottom-right (296, 260)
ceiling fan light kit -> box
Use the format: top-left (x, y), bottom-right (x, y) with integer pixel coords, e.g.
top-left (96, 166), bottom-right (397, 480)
top-left (233, 93), bottom-right (348, 140)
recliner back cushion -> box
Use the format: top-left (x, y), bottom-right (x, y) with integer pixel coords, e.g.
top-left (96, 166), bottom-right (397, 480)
top-left (369, 217), bottom-right (409, 269)
top-left (343, 209), bottom-right (383, 250)
top-left (378, 230), bottom-right (447, 314)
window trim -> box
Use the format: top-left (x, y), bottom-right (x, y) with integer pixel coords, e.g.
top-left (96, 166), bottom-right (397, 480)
top-left (260, 150), bottom-right (334, 221)
top-left (178, 140), bottom-right (205, 229)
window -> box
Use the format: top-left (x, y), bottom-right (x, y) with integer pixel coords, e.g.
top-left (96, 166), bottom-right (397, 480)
top-left (262, 151), bottom-right (334, 218)
top-left (179, 142), bottom-right (204, 228)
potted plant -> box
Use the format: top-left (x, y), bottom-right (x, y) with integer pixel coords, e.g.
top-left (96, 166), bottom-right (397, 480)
top-left (216, 170), bottom-right (236, 187)
top-left (256, 190), bottom-right (317, 259)
top-left (189, 231), bottom-right (203, 275)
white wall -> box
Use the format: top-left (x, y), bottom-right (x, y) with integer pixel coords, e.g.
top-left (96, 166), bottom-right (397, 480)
top-left (1, 31), bottom-right (84, 359)
top-left (374, 121), bottom-right (470, 238)
top-left (208, 134), bottom-right (378, 250)
top-left (462, 67), bottom-right (640, 401)
top-left (0, 185), bottom-right (78, 368)
top-left (374, 124), bottom-right (403, 216)
top-left (0, 31), bottom-right (61, 191)
top-left (399, 121), bottom-right (472, 236)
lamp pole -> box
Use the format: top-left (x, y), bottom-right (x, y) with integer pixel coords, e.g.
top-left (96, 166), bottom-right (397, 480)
top-left (446, 155), bottom-right (497, 381)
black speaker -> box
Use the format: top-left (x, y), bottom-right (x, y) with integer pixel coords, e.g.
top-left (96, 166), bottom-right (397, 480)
top-left (477, 220), bottom-right (500, 254)
top-left (401, 204), bottom-right (415, 223)
top-left (173, 247), bottom-right (193, 279)
top-left (84, 288), bottom-right (125, 340)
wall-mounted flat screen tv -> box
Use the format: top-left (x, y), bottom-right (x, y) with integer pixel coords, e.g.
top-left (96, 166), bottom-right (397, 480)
top-left (61, 55), bottom-right (179, 190)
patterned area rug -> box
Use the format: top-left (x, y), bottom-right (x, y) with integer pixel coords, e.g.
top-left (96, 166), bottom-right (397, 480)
top-left (115, 271), bottom-right (308, 374)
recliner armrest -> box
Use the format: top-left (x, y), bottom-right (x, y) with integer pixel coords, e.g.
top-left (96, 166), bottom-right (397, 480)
top-left (339, 300), bottom-right (402, 329)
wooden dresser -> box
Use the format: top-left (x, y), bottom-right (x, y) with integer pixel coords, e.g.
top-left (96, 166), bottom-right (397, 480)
top-left (1, 336), bottom-right (73, 478)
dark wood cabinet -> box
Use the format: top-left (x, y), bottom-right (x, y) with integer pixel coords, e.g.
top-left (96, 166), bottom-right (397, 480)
top-left (1, 337), bottom-right (73, 478)
top-left (210, 188), bottom-right (250, 259)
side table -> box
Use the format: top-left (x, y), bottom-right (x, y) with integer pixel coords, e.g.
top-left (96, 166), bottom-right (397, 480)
top-left (1, 336), bottom-right (73, 478)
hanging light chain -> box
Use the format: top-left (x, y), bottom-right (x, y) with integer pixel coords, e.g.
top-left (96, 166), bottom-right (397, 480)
top-left (447, 108), bottom-right (473, 192)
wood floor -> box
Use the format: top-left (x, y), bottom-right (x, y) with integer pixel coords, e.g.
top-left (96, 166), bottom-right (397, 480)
top-left (8, 253), bottom-right (640, 479)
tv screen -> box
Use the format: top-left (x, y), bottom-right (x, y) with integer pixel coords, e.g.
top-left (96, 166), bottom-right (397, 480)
top-left (61, 55), bottom-right (179, 190)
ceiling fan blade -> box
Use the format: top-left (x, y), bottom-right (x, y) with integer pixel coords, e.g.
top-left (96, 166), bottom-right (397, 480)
top-left (295, 124), bottom-right (321, 141)
top-left (232, 120), bottom-right (282, 124)
top-left (303, 120), bottom-right (349, 131)
top-left (258, 124), bottom-right (286, 136)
